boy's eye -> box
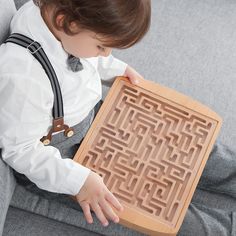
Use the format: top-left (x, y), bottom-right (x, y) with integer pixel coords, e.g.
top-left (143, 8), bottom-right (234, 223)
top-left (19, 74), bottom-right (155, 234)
top-left (97, 46), bottom-right (105, 52)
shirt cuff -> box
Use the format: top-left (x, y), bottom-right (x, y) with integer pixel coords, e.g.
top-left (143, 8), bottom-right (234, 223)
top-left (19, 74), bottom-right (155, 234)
top-left (64, 160), bottom-right (91, 196)
top-left (110, 57), bottom-right (128, 77)
top-left (101, 57), bottom-right (128, 87)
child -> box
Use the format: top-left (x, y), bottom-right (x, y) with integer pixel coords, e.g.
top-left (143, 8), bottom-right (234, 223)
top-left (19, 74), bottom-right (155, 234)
top-left (0, 0), bottom-right (151, 228)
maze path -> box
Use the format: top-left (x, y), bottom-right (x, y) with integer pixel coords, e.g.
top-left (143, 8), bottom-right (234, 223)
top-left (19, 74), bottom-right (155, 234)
top-left (74, 77), bottom-right (222, 236)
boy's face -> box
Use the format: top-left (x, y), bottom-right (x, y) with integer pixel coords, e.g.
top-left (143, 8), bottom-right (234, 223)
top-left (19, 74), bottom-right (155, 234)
top-left (58, 29), bottom-right (113, 58)
top-left (43, 10), bottom-right (112, 58)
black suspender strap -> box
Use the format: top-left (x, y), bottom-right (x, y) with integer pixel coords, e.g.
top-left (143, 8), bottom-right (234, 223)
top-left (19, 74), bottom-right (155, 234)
top-left (5, 33), bottom-right (74, 145)
top-left (5, 33), bottom-right (63, 118)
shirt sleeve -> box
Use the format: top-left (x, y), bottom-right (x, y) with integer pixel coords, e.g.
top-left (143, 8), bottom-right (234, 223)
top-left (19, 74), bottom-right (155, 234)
top-left (97, 54), bottom-right (128, 87)
top-left (0, 73), bottom-right (90, 196)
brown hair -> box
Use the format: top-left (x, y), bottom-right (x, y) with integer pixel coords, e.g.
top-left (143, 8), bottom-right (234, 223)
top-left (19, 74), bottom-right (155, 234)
top-left (34, 0), bottom-right (151, 49)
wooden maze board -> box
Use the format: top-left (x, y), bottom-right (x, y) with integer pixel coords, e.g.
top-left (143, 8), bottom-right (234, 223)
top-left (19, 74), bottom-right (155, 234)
top-left (73, 76), bottom-right (222, 236)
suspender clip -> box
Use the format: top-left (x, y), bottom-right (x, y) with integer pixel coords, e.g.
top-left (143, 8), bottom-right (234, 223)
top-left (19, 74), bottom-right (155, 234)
top-left (27, 41), bottom-right (42, 54)
top-left (5, 33), bottom-right (74, 145)
top-left (40, 118), bottom-right (75, 145)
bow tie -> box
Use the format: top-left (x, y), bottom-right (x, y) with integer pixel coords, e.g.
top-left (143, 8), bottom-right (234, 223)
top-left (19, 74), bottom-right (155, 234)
top-left (67, 55), bottom-right (84, 72)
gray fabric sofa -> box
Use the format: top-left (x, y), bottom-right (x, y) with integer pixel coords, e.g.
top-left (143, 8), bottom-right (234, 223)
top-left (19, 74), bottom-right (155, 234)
top-left (1, 0), bottom-right (236, 235)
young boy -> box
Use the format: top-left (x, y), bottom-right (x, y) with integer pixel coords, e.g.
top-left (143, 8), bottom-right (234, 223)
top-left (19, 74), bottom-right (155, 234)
top-left (0, 0), bottom-right (151, 228)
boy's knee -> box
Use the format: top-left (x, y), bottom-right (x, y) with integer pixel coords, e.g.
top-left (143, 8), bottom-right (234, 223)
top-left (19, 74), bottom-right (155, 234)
top-left (178, 203), bottom-right (232, 236)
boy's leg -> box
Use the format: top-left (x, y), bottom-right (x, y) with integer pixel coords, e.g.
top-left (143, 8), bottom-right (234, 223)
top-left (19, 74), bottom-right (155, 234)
top-left (0, 151), bottom-right (16, 235)
top-left (178, 141), bottom-right (236, 236)
top-left (197, 141), bottom-right (236, 198)
top-left (178, 203), bottom-right (235, 236)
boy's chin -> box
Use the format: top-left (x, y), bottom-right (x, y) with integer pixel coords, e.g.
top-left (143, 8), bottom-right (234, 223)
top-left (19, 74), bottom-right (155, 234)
top-left (84, 55), bottom-right (100, 59)
top-left (72, 54), bottom-right (99, 59)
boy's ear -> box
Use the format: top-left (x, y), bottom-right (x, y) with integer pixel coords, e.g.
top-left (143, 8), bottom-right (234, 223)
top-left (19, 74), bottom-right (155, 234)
top-left (55, 14), bottom-right (65, 28)
top-left (55, 14), bottom-right (81, 33)
top-left (69, 21), bottom-right (81, 34)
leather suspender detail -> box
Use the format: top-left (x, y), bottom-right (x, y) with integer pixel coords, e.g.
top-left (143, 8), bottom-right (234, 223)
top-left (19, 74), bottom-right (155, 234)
top-left (5, 33), bottom-right (74, 145)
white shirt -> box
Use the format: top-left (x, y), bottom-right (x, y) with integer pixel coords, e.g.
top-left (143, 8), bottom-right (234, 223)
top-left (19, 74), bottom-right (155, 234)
top-left (0, 1), bottom-right (127, 195)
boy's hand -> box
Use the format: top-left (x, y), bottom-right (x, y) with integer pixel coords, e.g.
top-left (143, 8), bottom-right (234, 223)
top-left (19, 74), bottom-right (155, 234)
top-left (75, 171), bottom-right (124, 227)
top-left (123, 65), bottom-right (144, 85)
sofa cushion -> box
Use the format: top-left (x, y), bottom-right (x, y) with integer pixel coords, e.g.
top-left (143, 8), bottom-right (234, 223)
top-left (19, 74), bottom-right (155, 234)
top-left (4, 207), bottom-right (101, 236)
top-left (113, 0), bottom-right (236, 148)
top-left (14, 0), bottom-right (29, 10)
top-left (0, 152), bottom-right (16, 236)
top-left (10, 184), bottom-right (144, 236)
top-left (0, 1), bottom-right (17, 234)
top-left (0, 0), bottom-right (16, 45)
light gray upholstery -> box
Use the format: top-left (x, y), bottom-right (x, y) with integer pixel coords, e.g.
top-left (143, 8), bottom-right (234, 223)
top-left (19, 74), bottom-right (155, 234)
top-left (0, 0), bottom-right (16, 44)
top-left (113, 0), bottom-right (236, 148)
top-left (0, 153), bottom-right (16, 236)
top-left (3, 207), bottom-right (100, 236)
top-left (0, 1), bottom-right (17, 235)
top-left (14, 0), bottom-right (29, 9)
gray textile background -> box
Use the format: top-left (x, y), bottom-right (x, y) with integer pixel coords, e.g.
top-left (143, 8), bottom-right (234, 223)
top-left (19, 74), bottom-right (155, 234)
top-left (0, 1), bottom-right (17, 235)
top-left (4, 207), bottom-right (101, 236)
top-left (0, 0), bottom-right (16, 44)
top-left (112, 0), bottom-right (236, 148)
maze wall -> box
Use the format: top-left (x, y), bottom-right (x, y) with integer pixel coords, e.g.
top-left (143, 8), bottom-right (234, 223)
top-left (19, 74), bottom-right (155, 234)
top-left (77, 80), bottom-right (218, 227)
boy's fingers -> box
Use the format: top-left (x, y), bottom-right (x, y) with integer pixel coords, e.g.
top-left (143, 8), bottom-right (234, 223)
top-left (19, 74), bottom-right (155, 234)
top-left (128, 77), bottom-right (139, 85)
top-left (99, 198), bottom-right (119, 223)
top-left (80, 201), bottom-right (93, 224)
top-left (105, 191), bottom-right (124, 212)
top-left (91, 202), bottom-right (109, 227)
